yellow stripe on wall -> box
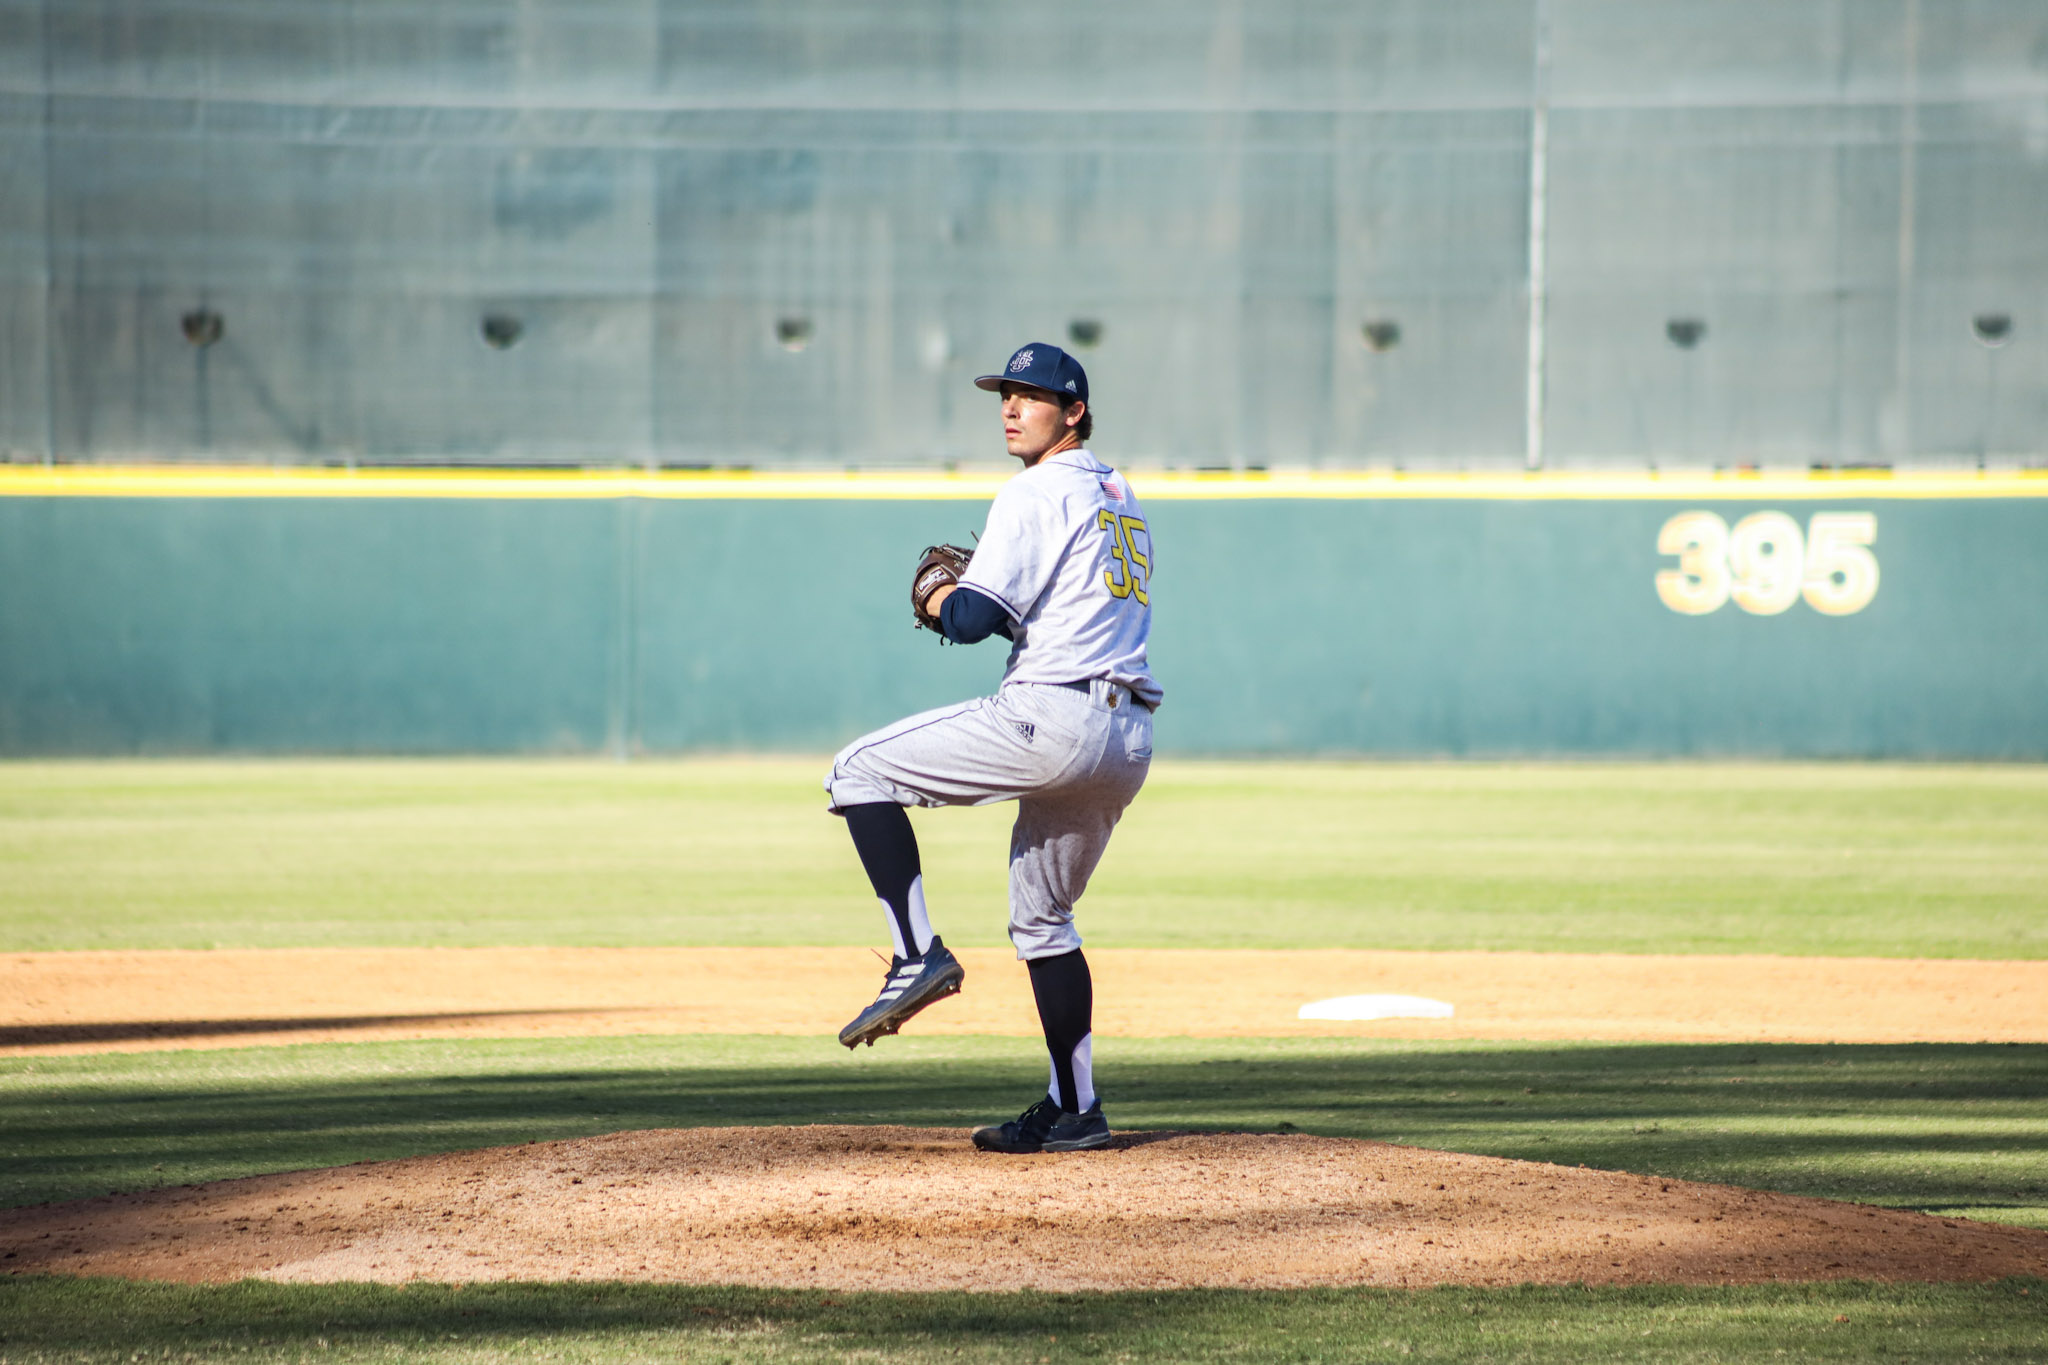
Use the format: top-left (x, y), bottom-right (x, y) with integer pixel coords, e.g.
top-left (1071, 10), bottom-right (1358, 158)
top-left (2, 464), bottom-right (2044, 501)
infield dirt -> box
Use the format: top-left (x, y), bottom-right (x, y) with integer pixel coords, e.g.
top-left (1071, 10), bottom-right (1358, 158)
top-left (4, 1126), bottom-right (2045, 1291)
top-left (5, 946), bottom-right (2044, 1054)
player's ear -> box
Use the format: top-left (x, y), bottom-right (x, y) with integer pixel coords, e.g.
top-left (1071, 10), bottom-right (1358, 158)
top-left (1065, 400), bottom-right (1086, 429)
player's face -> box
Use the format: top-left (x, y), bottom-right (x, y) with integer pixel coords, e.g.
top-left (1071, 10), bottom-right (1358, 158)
top-left (999, 382), bottom-right (1084, 463)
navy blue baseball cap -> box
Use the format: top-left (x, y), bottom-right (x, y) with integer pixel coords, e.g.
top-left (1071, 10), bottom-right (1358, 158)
top-left (974, 342), bottom-right (1088, 404)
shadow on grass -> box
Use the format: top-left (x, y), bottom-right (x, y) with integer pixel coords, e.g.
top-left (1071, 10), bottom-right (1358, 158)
top-left (0, 1010), bottom-right (588, 1048)
top-left (1, 1276), bottom-right (2043, 1364)
top-left (3, 1039), bottom-right (2044, 1220)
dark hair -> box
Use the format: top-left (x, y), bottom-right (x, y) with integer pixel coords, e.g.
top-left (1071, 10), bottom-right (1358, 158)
top-left (1072, 402), bottom-right (1093, 443)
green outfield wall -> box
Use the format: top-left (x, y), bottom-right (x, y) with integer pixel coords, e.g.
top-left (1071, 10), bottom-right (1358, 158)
top-left (2, 474), bottom-right (2044, 758)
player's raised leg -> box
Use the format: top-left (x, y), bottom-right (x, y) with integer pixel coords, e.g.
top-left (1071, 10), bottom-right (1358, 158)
top-left (843, 802), bottom-right (935, 960)
top-left (833, 801), bottom-right (964, 1049)
top-left (824, 694), bottom-right (1077, 1049)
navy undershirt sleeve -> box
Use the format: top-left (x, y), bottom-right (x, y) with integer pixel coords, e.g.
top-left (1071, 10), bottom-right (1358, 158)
top-left (939, 585), bottom-right (1015, 644)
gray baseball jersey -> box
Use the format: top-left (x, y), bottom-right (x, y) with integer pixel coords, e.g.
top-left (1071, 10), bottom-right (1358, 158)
top-left (957, 449), bottom-right (1162, 709)
top-left (824, 449), bottom-right (1159, 958)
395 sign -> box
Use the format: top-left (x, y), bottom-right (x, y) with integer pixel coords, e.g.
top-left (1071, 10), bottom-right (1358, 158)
top-left (1655, 511), bottom-right (1878, 617)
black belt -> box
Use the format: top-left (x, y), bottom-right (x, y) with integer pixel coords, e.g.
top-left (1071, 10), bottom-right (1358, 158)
top-left (1056, 679), bottom-right (1154, 712)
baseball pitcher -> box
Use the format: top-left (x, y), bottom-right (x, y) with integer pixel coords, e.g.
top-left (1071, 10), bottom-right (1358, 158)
top-left (824, 342), bottom-right (1161, 1154)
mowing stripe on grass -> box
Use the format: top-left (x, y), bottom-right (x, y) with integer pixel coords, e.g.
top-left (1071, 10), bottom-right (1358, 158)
top-left (7, 760), bottom-right (2043, 960)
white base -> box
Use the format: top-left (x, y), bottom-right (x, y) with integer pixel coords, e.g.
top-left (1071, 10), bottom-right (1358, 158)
top-left (1297, 994), bottom-right (1455, 1022)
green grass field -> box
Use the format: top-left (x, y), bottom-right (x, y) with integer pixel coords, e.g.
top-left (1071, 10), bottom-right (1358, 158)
top-left (3, 759), bottom-right (2046, 1363)
top-left (3, 760), bottom-right (2044, 956)
top-left (5, 1036), bottom-right (2045, 1224)
top-left (3, 1277), bottom-right (2042, 1364)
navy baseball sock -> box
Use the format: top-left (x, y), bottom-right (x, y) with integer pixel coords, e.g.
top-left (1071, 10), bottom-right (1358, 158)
top-left (841, 802), bottom-right (934, 959)
top-left (1027, 949), bottom-right (1095, 1113)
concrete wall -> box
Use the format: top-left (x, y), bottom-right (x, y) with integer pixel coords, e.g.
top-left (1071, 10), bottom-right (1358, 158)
top-left (3, 483), bottom-right (2042, 757)
top-left (3, 1), bottom-right (2045, 469)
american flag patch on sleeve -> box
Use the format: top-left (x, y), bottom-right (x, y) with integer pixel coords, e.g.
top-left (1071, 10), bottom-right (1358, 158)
top-left (1099, 480), bottom-right (1123, 501)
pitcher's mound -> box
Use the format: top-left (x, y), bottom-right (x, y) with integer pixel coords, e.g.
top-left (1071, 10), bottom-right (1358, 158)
top-left (5, 1126), bottom-right (2044, 1291)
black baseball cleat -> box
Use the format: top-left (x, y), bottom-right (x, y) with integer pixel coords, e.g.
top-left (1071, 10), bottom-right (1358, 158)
top-left (838, 936), bottom-right (966, 1049)
top-left (971, 1096), bottom-right (1111, 1153)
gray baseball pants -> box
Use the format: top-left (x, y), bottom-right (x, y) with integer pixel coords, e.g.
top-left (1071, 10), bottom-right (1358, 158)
top-left (824, 680), bottom-right (1153, 959)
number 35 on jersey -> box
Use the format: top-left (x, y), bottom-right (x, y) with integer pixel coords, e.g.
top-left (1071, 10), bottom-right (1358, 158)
top-left (1098, 510), bottom-right (1151, 605)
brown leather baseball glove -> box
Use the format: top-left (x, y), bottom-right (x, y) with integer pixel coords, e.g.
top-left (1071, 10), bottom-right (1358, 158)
top-left (911, 543), bottom-right (975, 632)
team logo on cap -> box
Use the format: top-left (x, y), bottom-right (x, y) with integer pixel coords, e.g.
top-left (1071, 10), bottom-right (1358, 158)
top-left (1008, 349), bottom-right (1034, 373)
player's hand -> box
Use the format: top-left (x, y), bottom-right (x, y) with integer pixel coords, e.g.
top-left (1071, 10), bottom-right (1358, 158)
top-left (911, 543), bottom-right (974, 632)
